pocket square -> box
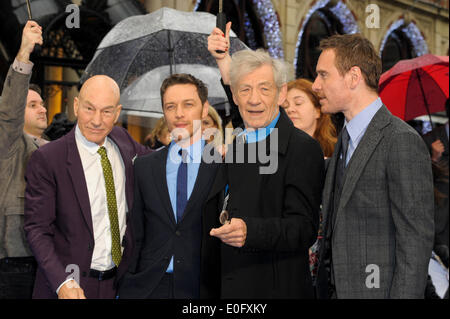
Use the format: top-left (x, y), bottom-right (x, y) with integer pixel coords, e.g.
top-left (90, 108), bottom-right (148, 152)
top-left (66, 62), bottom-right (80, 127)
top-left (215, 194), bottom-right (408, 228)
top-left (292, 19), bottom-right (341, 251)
top-left (132, 154), bottom-right (137, 165)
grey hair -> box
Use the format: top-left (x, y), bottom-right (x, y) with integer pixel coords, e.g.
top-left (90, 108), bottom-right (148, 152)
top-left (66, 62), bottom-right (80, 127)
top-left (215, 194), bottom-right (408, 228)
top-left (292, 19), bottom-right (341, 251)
top-left (229, 49), bottom-right (288, 90)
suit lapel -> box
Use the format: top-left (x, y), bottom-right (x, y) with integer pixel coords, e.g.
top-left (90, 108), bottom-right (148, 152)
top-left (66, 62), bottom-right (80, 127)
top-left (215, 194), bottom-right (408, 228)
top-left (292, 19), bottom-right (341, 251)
top-left (179, 151), bottom-right (219, 224)
top-left (206, 162), bottom-right (227, 203)
top-left (332, 106), bottom-right (391, 231)
top-left (153, 147), bottom-right (177, 225)
top-left (65, 129), bottom-right (94, 237)
top-left (108, 128), bottom-right (135, 209)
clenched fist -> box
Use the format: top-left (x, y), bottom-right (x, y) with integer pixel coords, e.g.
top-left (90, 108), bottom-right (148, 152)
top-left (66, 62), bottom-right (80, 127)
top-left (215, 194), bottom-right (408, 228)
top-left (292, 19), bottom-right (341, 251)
top-left (16, 20), bottom-right (43, 64)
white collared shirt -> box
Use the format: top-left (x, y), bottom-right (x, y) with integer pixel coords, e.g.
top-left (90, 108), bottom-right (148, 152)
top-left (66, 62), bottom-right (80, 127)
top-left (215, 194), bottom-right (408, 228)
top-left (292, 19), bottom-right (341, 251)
top-left (75, 125), bottom-right (127, 271)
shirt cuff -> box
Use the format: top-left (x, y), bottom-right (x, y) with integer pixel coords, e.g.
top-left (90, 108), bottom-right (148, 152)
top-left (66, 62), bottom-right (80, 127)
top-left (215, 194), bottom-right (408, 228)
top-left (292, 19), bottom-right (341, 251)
top-left (12, 58), bottom-right (33, 75)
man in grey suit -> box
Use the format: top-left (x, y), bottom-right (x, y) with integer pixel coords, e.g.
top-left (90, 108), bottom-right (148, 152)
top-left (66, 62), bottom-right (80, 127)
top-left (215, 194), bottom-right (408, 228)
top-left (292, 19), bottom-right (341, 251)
top-left (0, 20), bottom-right (44, 299)
top-left (313, 34), bottom-right (434, 299)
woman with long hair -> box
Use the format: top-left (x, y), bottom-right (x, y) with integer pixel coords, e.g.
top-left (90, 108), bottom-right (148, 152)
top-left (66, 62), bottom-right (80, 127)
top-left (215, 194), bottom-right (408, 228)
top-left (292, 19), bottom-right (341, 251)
top-left (202, 104), bottom-right (224, 147)
top-left (144, 117), bottom-right (171, 150)
top-left (283, 78), bottom-right (337, 158)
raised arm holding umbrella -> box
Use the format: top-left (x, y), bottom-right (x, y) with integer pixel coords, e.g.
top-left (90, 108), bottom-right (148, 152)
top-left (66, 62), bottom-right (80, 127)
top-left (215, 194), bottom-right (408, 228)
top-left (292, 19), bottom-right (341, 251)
top-left (25, 0), bottom-right (42, 54)
top-left (0, 19), bottom-right (43, 299)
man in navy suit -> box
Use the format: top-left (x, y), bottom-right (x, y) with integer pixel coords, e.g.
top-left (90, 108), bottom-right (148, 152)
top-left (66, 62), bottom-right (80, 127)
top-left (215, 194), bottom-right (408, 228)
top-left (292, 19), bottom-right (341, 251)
top-left (118, 74), bottom-right (221, 299)
top-left (24, 75), bottom-right (150, 299)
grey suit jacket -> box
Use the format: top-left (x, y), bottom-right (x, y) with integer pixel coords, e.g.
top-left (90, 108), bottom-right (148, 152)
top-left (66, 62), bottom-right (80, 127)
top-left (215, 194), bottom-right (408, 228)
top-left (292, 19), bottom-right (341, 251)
top-left (318, 105), bottom-right (434, 299)
top-left (0, 66), bottom-right (36, 258)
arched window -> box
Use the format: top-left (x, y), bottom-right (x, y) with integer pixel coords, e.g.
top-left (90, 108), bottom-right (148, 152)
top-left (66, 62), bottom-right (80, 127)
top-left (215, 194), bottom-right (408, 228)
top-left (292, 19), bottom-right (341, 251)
top-left (297, 9), bottom-right (344, 80)
top-left (381, 29), bottom-right (415, 73)
top-left (295, 0), bottom-right (359, 81)
top-left (0, 0), bottom-right (147, 126)
top-left (380, 20), bottom-right (428, 73)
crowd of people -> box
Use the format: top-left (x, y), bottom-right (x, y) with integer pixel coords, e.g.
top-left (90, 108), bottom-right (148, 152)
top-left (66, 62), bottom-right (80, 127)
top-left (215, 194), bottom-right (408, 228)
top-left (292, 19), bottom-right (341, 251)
top-left (0, 20), bottom-right (448, 299)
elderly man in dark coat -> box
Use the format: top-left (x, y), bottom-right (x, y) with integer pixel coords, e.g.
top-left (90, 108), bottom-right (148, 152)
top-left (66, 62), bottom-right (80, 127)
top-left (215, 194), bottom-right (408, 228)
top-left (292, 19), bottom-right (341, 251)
top-left (206, 48), bottom-right (325, 298)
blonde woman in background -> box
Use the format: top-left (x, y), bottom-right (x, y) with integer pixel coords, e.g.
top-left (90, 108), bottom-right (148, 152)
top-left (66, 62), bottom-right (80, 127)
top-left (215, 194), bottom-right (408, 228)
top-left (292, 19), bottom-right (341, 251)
top-left (202, 104), bottom-right (224, 148)
top-left (145, 117), bottom-right (171, 150)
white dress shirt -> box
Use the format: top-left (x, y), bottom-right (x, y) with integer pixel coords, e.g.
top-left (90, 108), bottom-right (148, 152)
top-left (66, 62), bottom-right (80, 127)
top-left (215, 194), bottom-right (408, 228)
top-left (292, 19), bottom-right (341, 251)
top-left (75, 125), bottom-right (127, 271)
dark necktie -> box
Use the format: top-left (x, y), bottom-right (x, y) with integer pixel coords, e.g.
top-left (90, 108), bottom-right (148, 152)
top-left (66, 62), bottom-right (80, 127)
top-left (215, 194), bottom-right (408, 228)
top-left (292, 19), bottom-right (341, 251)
top-left (97, 146), bottom-right (122, 267)
top-left (335, 127), bottom-right (350, 197)
top-left (331, 126), bottom-right (350, 231)
top-left (176, 149), bottom-right (188, 223)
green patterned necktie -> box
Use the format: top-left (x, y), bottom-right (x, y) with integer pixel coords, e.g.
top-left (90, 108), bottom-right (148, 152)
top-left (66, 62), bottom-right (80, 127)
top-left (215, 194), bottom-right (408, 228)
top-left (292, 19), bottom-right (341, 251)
top-left (97, 146), bottom-right (122, 267)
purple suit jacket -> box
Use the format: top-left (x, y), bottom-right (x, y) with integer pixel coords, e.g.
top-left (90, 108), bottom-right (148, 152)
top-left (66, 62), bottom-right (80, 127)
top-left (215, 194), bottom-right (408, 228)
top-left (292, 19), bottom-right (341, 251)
top-left (24, 126), bottom-right (151, 298)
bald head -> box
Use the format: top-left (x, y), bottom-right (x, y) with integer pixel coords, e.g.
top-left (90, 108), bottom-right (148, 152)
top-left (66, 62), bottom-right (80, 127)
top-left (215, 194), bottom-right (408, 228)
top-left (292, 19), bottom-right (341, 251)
top-left (74, 75), bottom-right (122, 145)
top-left (79, 75), bottom-right (120, 106)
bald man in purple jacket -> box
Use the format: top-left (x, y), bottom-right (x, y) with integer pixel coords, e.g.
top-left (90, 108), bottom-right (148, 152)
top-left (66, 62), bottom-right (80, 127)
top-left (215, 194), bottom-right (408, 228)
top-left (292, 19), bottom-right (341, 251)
top-left (24, 75), bottom-right (151, 299)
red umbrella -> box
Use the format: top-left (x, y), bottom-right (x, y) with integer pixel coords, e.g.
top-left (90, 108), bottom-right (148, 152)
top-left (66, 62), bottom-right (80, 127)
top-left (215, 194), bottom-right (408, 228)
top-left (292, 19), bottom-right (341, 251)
top-left (379, 54), bottom-right (449, 122)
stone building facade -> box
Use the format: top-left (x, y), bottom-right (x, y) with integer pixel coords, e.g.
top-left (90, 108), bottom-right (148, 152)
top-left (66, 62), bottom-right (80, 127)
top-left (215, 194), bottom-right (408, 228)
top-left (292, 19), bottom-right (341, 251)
top-left (141, 0), bottom-right (449, 68)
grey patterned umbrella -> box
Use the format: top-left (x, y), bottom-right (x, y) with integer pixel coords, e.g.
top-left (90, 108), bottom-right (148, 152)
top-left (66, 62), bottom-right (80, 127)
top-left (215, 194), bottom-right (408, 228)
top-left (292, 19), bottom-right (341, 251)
top-left (120, 64), bottom-right (230, 117)
top-left (81, 7), bottom-right (247, 117)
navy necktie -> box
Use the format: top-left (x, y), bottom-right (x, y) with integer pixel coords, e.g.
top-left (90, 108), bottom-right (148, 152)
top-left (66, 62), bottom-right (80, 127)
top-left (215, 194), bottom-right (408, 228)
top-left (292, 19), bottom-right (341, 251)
top-left (176, 149), bottom-right (188, 223)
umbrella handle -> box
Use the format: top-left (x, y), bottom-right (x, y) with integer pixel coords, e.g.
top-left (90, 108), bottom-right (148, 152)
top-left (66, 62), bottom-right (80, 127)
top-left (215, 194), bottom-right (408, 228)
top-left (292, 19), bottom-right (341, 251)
top-left (415, 68), bottom-right (433, 130)
top-left (26, 0), bottom-right (42, 55)
top-left (215, 12), bottom-right (227, 54)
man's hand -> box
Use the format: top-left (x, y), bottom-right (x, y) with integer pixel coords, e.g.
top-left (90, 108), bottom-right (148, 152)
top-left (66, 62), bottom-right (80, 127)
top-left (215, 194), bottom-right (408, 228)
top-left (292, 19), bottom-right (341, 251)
top-left (210, 218), bottom-right (247, 248)
top-left (207, 22), bottom-right (232, 84)
top-left (57, 280), bottom-right (87, 299)
top-left (16, 20), bottom-right (43, 64)
top-left (431, 139), bottom-right (445, 163)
